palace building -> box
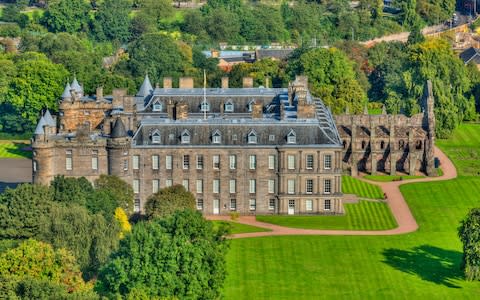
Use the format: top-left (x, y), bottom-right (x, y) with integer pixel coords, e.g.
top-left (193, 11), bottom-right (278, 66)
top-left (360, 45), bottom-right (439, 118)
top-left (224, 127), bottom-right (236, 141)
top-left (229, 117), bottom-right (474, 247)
top-left (31, 75), bottom-right (435, 215)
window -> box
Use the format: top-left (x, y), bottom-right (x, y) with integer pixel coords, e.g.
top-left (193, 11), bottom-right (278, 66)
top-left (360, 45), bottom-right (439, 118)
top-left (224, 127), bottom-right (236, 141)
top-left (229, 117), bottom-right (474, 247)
top-left (212, 130), bottom-right (221, 144)
top-left (133, 179), bottom-right (140, 194)
top-left (249, 199), bottom-right (256, 211)
top-left (196, 199), bottom-right (204, 210)
top-left (230, 199), bottom-right (237, 210)
top-left (152, 131), bottom-right (161, 144)
top-left (324, 179), bottom-right (332, 194)
top-left (33, 160), bottom-right (37, 172)
top-left (213, 155), bottom-right (220, 169)
top-left (153, 102), bottom-right (162, 111)
top-left (232, 134), bottom-right (238, 141)
top-left (229, 179), bottom-right (236, 193)
top-left (166, 155), bottom-right (172, 170)
top-left (152, 155), bottom-right (159, 170)
top-left (133, 155), bottom-right (140, 170)
top-left (248, 100), bottom-right (255, 112)
top-left (225, 101), bottom-right (234, 112)
top-left (196, 179), bottom-right (203, 194)
top-left (324, 199), bottom-right (331, 211)
top-left (196, 155), bottom-right (204, 169)
top-left (416, 140), bottom-right (422, 150)
top-left (306, 200), bottom-right (313, 211)
top-left (324, 155), bottom-right (332, 170)
top-left (287, 155), bottom-right (295, 170)
top-left (169, 133), bottom-right (175, 141)
top-left (268, 179), bottom-right (275, 194)
top-left (269, 199), bottom-right (275, 210)
top-left (229, 155), bottom-right (236, 170)
top-left (306, 155), bottom-right (314, 169)
top-left (380, 140), bottom-right (385, 150)
top-left (66, 150), bottom-right (72, 170)
top-left (249, 155), bottom-right (256, 170)
top-left (152, 179), bottom-right (159, 193)
top-left (134, 199), bottom-right (140, 213)
top-left (269, 134), bottom-right (275, 142)
top-left (91, 150), bottom-right (98, 170)
top-left (213, 179), bottom-right (220, 193)
top-left (123, 159), bottom-right (128, 171)
top-left (181, 130), bottom-right (190, 144)
top-left (182, 179), bottom-right (189, 191)
top-left (183, 155), bottom-right (190, 169)
top-left (287, 179), bottom-right (295, 194)
top-left (248, 131), bottom-right (257, 144)
top-left (249, 179), bottom-right (256, 194)
top-left (268, 155), bottom-right (275, 170)
top-left (306, 179), bottom-right (313, 194)
top-left (166, 179), bottom-right (173, 187)
top-left (287, 130), bottom-right (296, 144)
top-left (200, 101), bottom-right (210, 112)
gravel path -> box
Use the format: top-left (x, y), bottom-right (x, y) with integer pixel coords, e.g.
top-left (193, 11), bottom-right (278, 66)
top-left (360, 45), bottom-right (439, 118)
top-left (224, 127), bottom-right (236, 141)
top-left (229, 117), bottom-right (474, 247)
top-left (207, 146), bottom-right (457, 239)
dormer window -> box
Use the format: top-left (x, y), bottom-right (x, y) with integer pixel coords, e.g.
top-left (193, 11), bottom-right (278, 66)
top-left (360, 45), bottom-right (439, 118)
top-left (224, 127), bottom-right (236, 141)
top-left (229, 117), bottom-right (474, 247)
top-left (287, 130), bottom-right (296, 144)
top-left (153, 102), bottom-right (162, 112)
top-left (224, 100), bottom-right (234, 112)
top-left (247, 100), bottom-right (255, 112)
top-left (248, 131), bottom-right (257, 144)
top-left (152, 130), bottom-right (161, 144)
top-left (212, 130), bottom-right (221, 144)
top-left (181, 130), bottom-right (191, 144)
top-left (200, 102), bottom-right (210, 112)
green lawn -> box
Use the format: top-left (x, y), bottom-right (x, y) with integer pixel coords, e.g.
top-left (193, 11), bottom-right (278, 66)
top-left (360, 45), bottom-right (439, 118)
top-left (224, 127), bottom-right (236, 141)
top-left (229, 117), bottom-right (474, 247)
top-left (342, 175), bottom-right (384, 199)
top-left (0, 141), bottom-right (31, 159)
top-left (223, 124), bottom-right (480, 299)
top-left (256, 200), bottom-right (396, 230)
top-left (211, 220), bottom-right (271, 234)
top-left (364, 174), bottom-right (425, 182)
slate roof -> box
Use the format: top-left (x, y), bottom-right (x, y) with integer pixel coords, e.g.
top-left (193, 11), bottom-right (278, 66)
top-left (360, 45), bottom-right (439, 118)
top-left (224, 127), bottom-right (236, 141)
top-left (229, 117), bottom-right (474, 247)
top-left (137, 74), bottom-right (153, 97)
top-left (43, 110), bottom-right (55, 127)
top-left (34, 116), bottom-right (46, 135)
top-left (459, 47), bottom-right (480, 64)
top-left (111, 118), bottom-right (127, 138)
top-left (71, 77), bottom-right (83, 94)
top-left (61, 82), bottom-right (72, 99)
top-left (255, 49), bottom-right (294, 60)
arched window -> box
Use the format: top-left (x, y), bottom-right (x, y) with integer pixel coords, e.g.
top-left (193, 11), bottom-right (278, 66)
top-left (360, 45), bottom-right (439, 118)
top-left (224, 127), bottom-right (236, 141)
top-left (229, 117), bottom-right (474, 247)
top-left (224, 100), bottom-right (234, 112)
top-left (399, 140), bottom-right (405, 149)
top-left (248, 130), bottom-right (257, 144)
top-left (416, 140), bottom-right (422, 150)
top-left (152, 130), bottom-right (161, 144)
top-left (380, 140), bottom-right (385, 150)
top-left (247, 99), bottom-right (255, 112)
top-left (181, 130), bottom-right (190, 144)
top-left (200, 101), bottom-right (210, 112)
top-left (153, 101), bottom-right (162, 112)
top-left (287, 129), bottom-right (296, 144)
top-left (212, 130), bottom-right (221, 144)
top-left (343, 140), bottom-right (347, 149)
top-left (361, 141), bottom-right (366, 150)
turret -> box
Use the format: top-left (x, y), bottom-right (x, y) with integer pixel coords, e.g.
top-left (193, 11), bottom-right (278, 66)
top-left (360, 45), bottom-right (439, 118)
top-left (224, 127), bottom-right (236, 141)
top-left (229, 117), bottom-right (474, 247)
top-left (61, 82), bottom-right (72, 101)
top-left (137, 74), bottom-right (153, 97)
top-left (107, 118), bottom-right (131, 181)
top-left (70, 76), bottom-right (83, 98)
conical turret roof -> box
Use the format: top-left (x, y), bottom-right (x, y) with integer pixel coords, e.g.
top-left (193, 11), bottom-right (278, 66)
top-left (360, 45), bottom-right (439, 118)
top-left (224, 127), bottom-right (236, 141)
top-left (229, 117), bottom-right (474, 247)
top-left (71, 76), bottom-right (83, 94)
top-left (43, 109), bottom-right (55, 127)
top-left (61, 82), bottom-right (72, 99)
top-left (111, 118), bottom-right (127, 138)
top-left (137, 74), bottom-right (153, 97)
top-left (34, 116), bottom-right (46, 135)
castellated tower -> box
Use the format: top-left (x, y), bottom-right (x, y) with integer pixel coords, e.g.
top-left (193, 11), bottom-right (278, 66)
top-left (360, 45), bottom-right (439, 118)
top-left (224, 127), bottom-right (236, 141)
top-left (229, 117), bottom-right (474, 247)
top-left (32, 112), bottom-right (56, 185)
top-left (107, 118), bottom-right (131, 183)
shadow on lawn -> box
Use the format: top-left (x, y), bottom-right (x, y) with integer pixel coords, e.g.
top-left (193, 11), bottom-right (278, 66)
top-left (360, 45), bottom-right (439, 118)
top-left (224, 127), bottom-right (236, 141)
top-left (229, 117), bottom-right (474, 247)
top-left (6, 142), bottom-right (32, 158)
top-left (382, 245), bottom-right (463, 288)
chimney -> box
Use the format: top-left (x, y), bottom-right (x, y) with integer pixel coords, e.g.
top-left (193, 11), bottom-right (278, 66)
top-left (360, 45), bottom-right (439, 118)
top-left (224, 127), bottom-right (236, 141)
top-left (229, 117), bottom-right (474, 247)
top-left (264, 77), bottom-right (269, 89)
top-left (211, 49), bottom-right (219, 58)
top-left (221, 77), bottom-right (229, 89)
top-left (112, 88), bottom-right (127, 108)
top-left (251, 100), bottom-right (263, 119)
top-left (179, 77), bottom-right (194, 89)
top-left (176, 102), bottom-right (188, 120)
top-left (295, 75), bottom-right (308, 88)
top-left (96, 87), bottom-right (103, 101)
top-left (167, 100), bottom-right (175, 119)
top-left (243, 77), bottom-right (253, 88)
top-left (163, 77), bottom-right (172, 89)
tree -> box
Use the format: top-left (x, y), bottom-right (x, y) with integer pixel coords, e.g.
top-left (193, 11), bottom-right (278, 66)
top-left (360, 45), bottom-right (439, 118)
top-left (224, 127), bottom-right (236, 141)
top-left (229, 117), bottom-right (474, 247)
top-left (94, 174), bottom-right (134, 215)
top-left (95, 209), bottom-right (228, 299)
top-left (135, 0), bottom-right (174, 29)
top-left (204, 8), bottom-right (241, 43)
top-left (42, 0), bottom-right (91, 33)
top-left (458, 208), bottom-right (480, 281)
top-left (144, 185), bottom-right (195, 219)
top-left (91, 0), bottom-right (131, 42)
top-left (51, 175), bottom-right (94, 207)
top-left (1, 4), bottom-right (21, 23)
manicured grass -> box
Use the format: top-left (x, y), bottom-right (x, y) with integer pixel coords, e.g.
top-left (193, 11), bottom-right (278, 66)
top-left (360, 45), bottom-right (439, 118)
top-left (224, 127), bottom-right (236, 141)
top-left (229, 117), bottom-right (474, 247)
top-left (211, 220), bottom-right (271, 234)
top-left (0, 140), bottom-right (31, 159)
top-left (342, 175), bottom-right (383, 199)
top-left (364, 174), bottom-right (425, 182)
top-left (256, 200), bottom-right (396, 230)
top-left (223, 124), bottom-right (480, 299)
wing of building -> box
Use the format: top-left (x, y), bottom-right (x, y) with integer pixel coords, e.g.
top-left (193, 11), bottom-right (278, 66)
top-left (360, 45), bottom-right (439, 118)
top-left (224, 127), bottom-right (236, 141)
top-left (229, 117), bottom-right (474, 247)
top-left (32, 76), bottom-right (345, 215)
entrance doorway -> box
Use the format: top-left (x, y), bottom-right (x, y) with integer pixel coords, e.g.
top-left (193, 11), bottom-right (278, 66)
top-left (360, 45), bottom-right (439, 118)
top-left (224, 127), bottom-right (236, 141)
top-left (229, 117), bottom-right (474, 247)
top-left (213, 199), bottom-right (220, 215)
top-left (288, 200), bottom-right (295, 215)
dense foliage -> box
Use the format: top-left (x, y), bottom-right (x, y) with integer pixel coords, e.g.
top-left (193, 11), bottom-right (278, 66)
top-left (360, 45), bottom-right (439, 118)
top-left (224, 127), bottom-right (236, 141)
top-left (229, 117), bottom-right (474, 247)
top-left (458, 208), bottom-right (480, 281)
top-left (145, 184), bottom-right (196, 219)
top-left (96, 209), bottom-right (229, 299)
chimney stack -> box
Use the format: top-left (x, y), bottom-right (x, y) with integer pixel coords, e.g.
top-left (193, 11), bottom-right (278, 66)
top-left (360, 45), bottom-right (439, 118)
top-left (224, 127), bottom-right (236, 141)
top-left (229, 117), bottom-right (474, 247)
top-left (179, 77), bottom-right (194, 89)
top-left (163, 77), bottom-right (172, 89)
top-left (96, 87), bottom-right (103, 101)
top-left (243, 77), bottom-right (253, 88)
top-left (221, 77), bottom-right (229, 89)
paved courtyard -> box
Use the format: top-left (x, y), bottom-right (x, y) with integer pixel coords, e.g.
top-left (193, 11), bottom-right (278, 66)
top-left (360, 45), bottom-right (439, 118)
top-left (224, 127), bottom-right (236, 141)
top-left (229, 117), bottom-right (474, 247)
top-left (0, 159), bottom-right (32, 193)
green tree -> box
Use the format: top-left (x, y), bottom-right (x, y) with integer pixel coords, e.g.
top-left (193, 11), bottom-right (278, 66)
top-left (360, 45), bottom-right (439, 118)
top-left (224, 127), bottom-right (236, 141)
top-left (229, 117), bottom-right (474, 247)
top-left (144, 185), bottom-right (195, 219)
top-left (95, 209), bottom-right (228, 299)
top-left (51, 175), bottom-right (94, 207)
top-left (1, 4), bottom-right (21, 23)
top-left (94, 174), bottom-right (134, 215)
top-left (287, 47), bottom-right (367, 114)
top-left (42, 0), bottom-right (91, 33)
top-left (92, 0), bottom-right (131, 42)
top-left (458, 208), bottom-right (480, 281)
top-left (135, 0), bottom-right (174, 29)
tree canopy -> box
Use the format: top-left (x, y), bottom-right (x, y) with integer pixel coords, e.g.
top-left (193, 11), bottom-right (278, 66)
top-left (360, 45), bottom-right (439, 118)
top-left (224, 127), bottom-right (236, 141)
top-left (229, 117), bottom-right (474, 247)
top-left (144, 184), bottom-right (196, 219)
top-left (41, 0), bottom-right (91, 33)
top-left (458, 208), bottom-right (480, 281)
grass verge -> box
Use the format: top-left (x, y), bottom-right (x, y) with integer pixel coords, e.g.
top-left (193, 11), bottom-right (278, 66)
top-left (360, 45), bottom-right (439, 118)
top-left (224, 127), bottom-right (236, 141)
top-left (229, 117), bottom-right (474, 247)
top-left (211, 220), bottom-right (271, 235)
top-left (0, 140), bottom-right (31, 159)
top-left (364, 175), bottom-right (425, 182)
top-left (342, 175), bottom-right (383, 199)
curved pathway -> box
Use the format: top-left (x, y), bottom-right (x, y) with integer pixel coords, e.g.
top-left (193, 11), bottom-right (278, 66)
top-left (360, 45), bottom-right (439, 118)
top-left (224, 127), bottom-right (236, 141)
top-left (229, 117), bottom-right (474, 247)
top-left (207, 146), bottom-right (457, 239)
